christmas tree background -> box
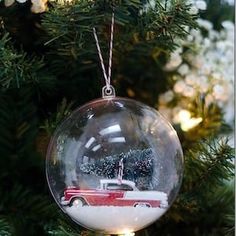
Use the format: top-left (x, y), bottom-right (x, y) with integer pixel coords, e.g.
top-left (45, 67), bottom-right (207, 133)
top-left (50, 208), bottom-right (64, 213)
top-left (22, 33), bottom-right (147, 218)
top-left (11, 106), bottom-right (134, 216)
top-left (0, 0), bottom-right (234, 235)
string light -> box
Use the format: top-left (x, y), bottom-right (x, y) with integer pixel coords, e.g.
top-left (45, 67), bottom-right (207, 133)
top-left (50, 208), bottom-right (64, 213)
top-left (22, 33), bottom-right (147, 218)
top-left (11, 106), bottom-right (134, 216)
top-left (119, 232), bottom-right (135, 236)
top-left (177, 110), bottom-right (202, 131)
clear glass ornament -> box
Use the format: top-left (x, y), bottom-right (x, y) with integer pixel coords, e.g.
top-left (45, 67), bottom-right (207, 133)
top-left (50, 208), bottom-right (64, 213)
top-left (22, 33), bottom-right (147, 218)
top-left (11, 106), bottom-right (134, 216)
top-left (46, 96), bottom-right (183, 235)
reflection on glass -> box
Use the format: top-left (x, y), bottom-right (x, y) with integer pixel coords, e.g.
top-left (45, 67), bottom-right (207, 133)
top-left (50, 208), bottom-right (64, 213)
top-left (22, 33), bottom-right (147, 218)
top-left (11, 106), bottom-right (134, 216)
top-left (92, 144), bottom-right (101, 152)
top-left (85, 137), bottom-right (96, 148)
top-left (108, 137), bottom-right (126, 143)
top-left (99, 124), bottom-right (121, 136)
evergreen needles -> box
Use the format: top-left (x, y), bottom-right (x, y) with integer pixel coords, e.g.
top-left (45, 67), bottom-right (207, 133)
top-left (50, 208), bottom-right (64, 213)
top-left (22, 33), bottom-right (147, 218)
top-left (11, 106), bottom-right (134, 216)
top-left (0, 34), bottom-right (43, 89)
top-left (0, 0), bottom-right (234, 235)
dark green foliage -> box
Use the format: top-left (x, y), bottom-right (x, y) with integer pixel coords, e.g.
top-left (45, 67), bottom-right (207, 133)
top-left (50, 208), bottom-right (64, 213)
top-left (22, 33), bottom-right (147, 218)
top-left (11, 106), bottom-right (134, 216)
top-left (0, 0), bottom-right (234, 235)
top-left (0, 88), bottom-right (39, 180)
top-left (0, 185), bottom-right (56, 235)
top-left (41, 98), bottom-right (74, 135)
top-left (46, 219), bottom-right (83, 236)
top-left (0, 86), bottom-right (72, 236)
top-left (0, 88), bottom-right (46, 235)
top-left (183, 138), bottom-right (234, 194)
top-left (134, 139), bottom-right (234, 236)
top-left (0, 217), bottom-right (12, 236)
top-left (0, 33), bottom-right (55, 91)
top-left (201, 0), bottom-right (235, 30)
top-left (42, 0), bottom-right (197, 105)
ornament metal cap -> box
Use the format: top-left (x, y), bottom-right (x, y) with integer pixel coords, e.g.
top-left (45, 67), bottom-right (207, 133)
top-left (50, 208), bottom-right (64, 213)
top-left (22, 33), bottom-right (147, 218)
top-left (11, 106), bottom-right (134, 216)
top-left (102, 85), bottom-right (116, 98)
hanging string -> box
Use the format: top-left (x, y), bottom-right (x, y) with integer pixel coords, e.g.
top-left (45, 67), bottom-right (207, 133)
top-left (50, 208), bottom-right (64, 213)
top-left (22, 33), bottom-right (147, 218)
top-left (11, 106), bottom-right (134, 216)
top-left (93, 12), bottom-right (115, 97)
top-left (107, 12), bottom-right (114, 85)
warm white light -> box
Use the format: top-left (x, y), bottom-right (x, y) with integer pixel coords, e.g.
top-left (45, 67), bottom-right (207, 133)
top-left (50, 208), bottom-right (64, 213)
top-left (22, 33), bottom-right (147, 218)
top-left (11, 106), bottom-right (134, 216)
top-left (176, 109), bottom-right (202, 131)
top-left (178, 110), bottom-right (191, 121)
top-left (124, 233), bottom-right (135, 236)
top-left (181, 117), bottom-right (203, 131)
top-left (119, 231), bottom-right (135, 236)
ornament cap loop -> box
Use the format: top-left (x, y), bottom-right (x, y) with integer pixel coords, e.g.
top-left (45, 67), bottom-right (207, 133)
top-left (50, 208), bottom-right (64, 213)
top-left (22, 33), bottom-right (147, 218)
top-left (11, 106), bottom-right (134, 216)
top-left (102, 85), bottom-right (116, 98)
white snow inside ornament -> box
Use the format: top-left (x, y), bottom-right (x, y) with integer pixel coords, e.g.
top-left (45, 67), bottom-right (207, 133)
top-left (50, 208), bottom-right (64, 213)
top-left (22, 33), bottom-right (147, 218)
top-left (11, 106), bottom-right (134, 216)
top-left (46, 96), bottom-right (183, 235)
top-left (46, 12), bottom-right (183, 235)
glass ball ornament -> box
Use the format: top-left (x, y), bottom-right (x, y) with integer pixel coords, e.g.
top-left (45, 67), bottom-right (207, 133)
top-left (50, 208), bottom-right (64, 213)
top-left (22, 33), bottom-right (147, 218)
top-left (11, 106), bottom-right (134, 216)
top-left (46, 96), bottom-right (184, 235)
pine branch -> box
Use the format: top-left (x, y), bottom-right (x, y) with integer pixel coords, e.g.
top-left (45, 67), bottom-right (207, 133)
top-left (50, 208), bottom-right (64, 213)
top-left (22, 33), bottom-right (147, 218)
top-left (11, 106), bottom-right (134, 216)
top-left (0, 88), bottom-right (43, 188)
top-left (0, 91), bottom-right (81, 235)
top-left (0, 217), bottom-right (12, 236)
top-left (43, 0), bottom-right (197, 49)
top-left (141, 0), bottom-right (198, 41)
top-left (73, 141), bottom-right (233, 236)
top-left (40, 0), bottom-right (198, 104)
top-left (41, 98), bottom-right (74, 135)
top-left (147, 138), bottom-right (235, 235)
top-left (42, 0), bottom-right (197, 75)
top-left (183, 138), bottom-right (234, 195)
top-left (206, 181), bottom-right (235, 236)
top-left (1, 185), bottom-right (54, 219)
top-left (0, 184), bottom-right (62, 236)
top-left (46, 219), bottom-right (83, 236)
top-left (0, 33), bottom-right (55, 91)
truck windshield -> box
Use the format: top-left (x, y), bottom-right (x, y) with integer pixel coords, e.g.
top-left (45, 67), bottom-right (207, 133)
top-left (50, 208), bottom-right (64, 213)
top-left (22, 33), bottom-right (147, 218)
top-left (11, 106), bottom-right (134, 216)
top-left (106, 183), bottom-right (133, 191)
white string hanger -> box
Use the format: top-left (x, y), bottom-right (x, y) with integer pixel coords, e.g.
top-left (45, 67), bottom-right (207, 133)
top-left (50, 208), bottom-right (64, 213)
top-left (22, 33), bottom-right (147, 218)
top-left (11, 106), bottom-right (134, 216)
top-left (93, 12), bottom-right (115, 98)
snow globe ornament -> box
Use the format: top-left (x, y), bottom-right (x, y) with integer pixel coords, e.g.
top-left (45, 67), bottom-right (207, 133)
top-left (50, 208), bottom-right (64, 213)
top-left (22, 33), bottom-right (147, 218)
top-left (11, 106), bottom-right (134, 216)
top-left (46, 93), bottom-right (184, 235)
top-left (46, 12), bottom-right (183, 235)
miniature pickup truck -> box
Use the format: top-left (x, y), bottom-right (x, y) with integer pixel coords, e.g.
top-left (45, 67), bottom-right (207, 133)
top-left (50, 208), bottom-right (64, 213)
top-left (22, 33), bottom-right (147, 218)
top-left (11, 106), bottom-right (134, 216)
top-left (61, 179), bottom-right (168, 208)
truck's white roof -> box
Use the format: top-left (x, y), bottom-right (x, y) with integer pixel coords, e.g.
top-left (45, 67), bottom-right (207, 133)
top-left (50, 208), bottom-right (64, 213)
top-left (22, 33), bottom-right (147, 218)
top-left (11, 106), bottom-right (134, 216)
top-left (100, 179), bottom-right (136, 187)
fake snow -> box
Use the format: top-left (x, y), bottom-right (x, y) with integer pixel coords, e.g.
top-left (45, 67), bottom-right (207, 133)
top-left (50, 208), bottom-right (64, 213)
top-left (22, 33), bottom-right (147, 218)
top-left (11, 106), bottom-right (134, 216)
top-left (65, 205), bottom-right (166, 234)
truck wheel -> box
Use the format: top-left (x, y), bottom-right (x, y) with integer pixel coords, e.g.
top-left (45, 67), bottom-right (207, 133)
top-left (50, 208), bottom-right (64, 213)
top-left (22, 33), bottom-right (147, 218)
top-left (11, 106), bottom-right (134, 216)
top-left (71, 198), bottom-right (84, 207)
top-left (134, 203), bottom-right (151, 208)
